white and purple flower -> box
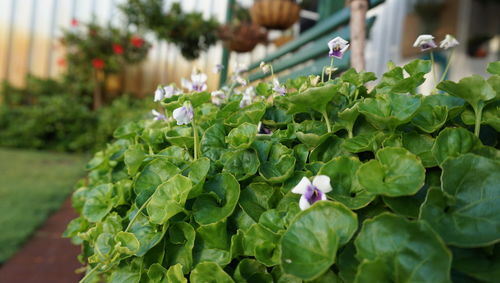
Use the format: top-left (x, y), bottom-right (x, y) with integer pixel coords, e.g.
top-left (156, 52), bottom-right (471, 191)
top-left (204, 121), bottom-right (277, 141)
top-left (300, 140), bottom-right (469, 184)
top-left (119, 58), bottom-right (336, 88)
top-left (440, 34), bottom-right (459, 50)
top-left (211, 90), bottom-right (226, 106)
top-left (181, 70), bottom-right (208, 92)
top-left (213, 64), bottom-right (224, 74)
top-left (240, 87), bottom-right (256, 108)
top-left (151, 109), bottom-right (167, 121)
top-left (328, 37), bottom-right (349, 59)
top-left (272, 78), bottom-right (286, 96)
top-left (172, 103), bottom-right (194, 125)
top-left (154, 85), bottom-right (182, 102)
top-left (413, 34), bottom-right (437, 51)
top-left (292, 175), bottom-right (332, 210)
top-left (260, 61), bottom-right (270, 74)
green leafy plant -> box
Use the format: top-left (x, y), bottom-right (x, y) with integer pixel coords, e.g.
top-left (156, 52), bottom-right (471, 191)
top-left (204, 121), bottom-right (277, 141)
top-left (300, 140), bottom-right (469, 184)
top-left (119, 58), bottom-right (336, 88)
top-left (66, 60), bottom-right (500, 282)
top-left (120, 0), bottom-right (219, 60)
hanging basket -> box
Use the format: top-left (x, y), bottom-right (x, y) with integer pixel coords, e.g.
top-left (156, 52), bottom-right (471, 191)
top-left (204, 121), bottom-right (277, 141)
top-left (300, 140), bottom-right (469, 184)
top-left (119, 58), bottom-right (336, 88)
top-left (250, 0), bottom-right (301, 30)
top-left (218, 24), bottom-right (267, 53)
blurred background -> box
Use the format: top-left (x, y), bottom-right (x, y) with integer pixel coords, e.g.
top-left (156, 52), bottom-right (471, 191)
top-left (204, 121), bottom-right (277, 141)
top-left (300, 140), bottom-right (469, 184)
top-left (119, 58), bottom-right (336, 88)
top-left (0, 0), bottom-right (499, 281)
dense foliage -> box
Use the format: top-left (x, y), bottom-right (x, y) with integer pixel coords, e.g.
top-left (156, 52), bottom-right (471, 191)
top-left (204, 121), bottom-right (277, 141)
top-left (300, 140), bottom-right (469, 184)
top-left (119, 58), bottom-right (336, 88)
top-left (0, 77), bottom-right (153, 152)
top-left (120, 0), bottom-right (219, 60)
top-left (66, 60), bottom-right (500, 282)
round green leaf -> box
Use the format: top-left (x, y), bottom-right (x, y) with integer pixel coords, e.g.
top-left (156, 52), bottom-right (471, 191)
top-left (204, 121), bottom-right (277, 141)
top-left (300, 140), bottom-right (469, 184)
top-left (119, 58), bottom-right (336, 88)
top-left (190, 262), bottom-right (234, 283)
top-left (133, 158), bottom-right (180, 207)
top-left (420, 154), bottom-right (500, 247)
top-left (165, 127), bottom-right (194, 148)
top-left (82, 184), bottom-right (113, 223)
top-left (233, 258), bottom-right (273, 283)
top-left (128, 211), bottom-right (167, 256)
top-left (432, 127), bottom-right (479, 165)
top-left (239, 182), bottom-right (281, 222)
top-left (280, 201), bottom-right (357, 280)
top-left (193, 173), bottom-right (240, 225)
top-left (411, 104), bottom-right (448, 133)
top-left (222, 149), bottom-right (260, 181)
top-left (114, 231), bottom-right (140, 255)
top-left (319, 156), bottom-right (375, 209)
top-left (357, 147), bottom-right (425, 197)
top-left (201, 122), bottom-right (227, 162)
top-left (165, 222), bottom-right (195, 273)
top-left (147, 174), bottom-right (192, 225)
top-left (226, 123), bottom-right (258, 150)
top-left (354, 213), bottom-right (452, 283)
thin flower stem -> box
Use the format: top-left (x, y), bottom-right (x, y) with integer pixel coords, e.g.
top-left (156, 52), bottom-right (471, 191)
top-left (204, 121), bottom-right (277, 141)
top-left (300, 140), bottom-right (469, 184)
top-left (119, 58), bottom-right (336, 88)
top-left (439, 50), bottom-right (454, 83)
top-left (270, 65), bottom-right (275, 80)
top-left (328, 57), bottom-right (334, 81)
top-left (79, 263), bottom-right (101, 283)
top-left (321, 111), bottom-right (332, 133)
top-left (321, 66), bottom-right (326, 83)
top-left (430, 51), bottom-right (437, 86)
top-left (474, 105), bottom-right (483, 137)
top-left (192, 119), bottom-right (200, 161)
top-left (124, 196), bottom-right (152, 233)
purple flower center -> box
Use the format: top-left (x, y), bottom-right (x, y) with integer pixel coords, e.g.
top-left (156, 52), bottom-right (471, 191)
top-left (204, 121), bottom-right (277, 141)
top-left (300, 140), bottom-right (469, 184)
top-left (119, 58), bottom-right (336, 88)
top-left (329, 49), bottom-right (343, 58)
top-left (420, 41), bottom-right (436, 51)
top-left (192, 84), bottom-right (205, 92)
top-left (304, 185), bottom-right (324, 205)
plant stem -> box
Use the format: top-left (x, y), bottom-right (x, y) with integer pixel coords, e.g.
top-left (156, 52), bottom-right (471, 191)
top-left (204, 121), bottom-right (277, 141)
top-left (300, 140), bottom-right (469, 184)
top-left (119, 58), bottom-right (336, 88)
top-left (321, 111), bottom-right (332, 133)
top-left (474, 105), bottom-right (483, 137)
top-left (192, 119), bottom-right (199, 160)
top-left (348, 128), bottom-right (353, 138)
top-left (321, 66), bottom-right (326, 83)
top-left (124, 197), bottom-right (152, 233)
top-left (430, 51), bottom-right (437, 86)
top-left (79, 263), bottom-right (101, 283)
top-left (328, 57), bottom-right (334, 81)
top-left (439, 50), bottom-right (454, 83)
top-left (270, 65), bottom-right (275, 80)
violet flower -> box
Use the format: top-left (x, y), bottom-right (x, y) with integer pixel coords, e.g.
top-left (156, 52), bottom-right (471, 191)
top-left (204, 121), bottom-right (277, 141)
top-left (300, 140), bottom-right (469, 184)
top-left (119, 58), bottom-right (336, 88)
top-left (272, 78), bottom-right (286, 96)
top-left (172, 103), bottom-right (194, 125)
top-left (181, 71), bottom-right (208, 92)
top-left (413, 34), bottom-right (437, 51)
top-left (292, 175), bottom-right (332, 210)
top-left (151, 109), bottom-right (167, 121)
top-left (211, 90), bottom-right (226, 106)
top-left (440, 34), bottom-right (459, 50)
top-left (240, 87), bottom-right (256, 108)
top-left (328, 37), bottom-right (350, 59)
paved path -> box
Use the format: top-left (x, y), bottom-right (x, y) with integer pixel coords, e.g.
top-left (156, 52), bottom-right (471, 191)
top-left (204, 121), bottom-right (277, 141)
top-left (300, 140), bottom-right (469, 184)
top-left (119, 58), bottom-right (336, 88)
top-left (0, 198), bottom-right (83, 283)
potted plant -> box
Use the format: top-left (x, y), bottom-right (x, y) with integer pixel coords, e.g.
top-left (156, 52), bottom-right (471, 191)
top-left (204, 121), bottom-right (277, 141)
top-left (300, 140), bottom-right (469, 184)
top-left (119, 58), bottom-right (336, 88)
top-left (250, 0), bottom-right (301, 30)
top-left (218, 3), bottom-right (268, 53)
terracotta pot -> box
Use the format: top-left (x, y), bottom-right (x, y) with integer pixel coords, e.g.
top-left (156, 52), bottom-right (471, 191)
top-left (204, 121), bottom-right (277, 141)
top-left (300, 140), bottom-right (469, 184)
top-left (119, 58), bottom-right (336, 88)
top-left (273, 35), bottom-right (294, 47)
top-left (250, 0), bottom-right (301, 30)
top-left (218, 24), bottom-right (267, 53)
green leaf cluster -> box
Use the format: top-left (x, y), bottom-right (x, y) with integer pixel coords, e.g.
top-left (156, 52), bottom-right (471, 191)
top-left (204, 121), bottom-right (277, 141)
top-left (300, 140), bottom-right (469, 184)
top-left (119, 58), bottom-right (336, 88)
top-left (66, 60), bottom-right (500, 282)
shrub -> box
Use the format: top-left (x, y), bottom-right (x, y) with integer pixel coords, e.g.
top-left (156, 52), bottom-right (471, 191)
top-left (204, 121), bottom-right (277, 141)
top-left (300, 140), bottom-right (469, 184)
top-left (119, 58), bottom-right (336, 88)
top-left (65, 60), bottom-right (499, 282)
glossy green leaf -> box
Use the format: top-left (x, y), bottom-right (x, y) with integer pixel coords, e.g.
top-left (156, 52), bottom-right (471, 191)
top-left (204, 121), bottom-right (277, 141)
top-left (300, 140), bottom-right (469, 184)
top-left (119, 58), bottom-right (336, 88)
top-left (164, 222), bottom-right (195, 273)
top-left (259, 143), bottom-right (296, 183)
top-left (134, 158), bottom-right (180, 207)
top-left (486, 60), bottom-right (500, 75)
top-left (402, 132), bottom-right (437, 167)
top-left (193, 173), bottom-right (240, 225)
top-left (114, 231), bottom-right (140, 255)
top-left (222, 149), bottom-right (260, 181)
top-left (239, 182), bottom-right (280, 222)
top-left (357, 147), bottom-right (425, 197)
top-left (233, 258), bottom-right (273, 283)
top-left (124, 145), bottom-right (145, 175)
top-left (461, 102), bottom-right (500, 132)
top-left (226, 123), bottom-right (257, 150)
top-left (452, 245), bottom-right (500, 282)
top-left (243, 223), bottom-right (281, 266)
top-left (420, 154), bottom-right (500, 247)
top-left (438, 75), bottom-right (496, 113)
top-left (432, 127), bottom-right (479, 165)
top-left (262, 106), bottom-right (292, 126)
top-left (190, 262), bottom-right (234, 283)
top-left (358, 93), bottom-right (421, 131)
top-left (310, 135), bottom-right (348, 163)
top-left (129, 208), bottom-right (168, 256)
top-left (319, 156), bottom-right (374, 209)
top-left (403, 59), bottom-right (432, 76)
top-left (165, 127), bottom-right (194, 148)
top-left (281, 202), bottom-right (357, 280)
top-left (166, 263), bottom-right (187, 283)
top-left (225, 102), bottom-right (266, 127)
top-left (201, 122), bottom-right (227, 161)
top-left (109, 257), bottom-right (143, 283)
top-left (147, 263), bottom-right (168, 283)
top-left (354, 213), bottom-right (452, 283)
top-left (147, 174), bottom-right (192, 224)
top-left (83, 184), bottom-right (113, 223)
top-left (412, 104), bottom-right (448, 133)
top-left (284, 84), bottom-right (340, 114)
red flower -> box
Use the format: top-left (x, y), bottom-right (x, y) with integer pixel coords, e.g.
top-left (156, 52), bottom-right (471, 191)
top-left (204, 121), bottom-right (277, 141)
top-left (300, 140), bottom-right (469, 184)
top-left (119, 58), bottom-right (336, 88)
top-left (92, 58), bottom-right (105, 69)
top-left (71, 18), bottom-right (79, 27)
top-left (130, 36), bottom-right (144, 48)
top-left (57, 58), bottom-right (66, 67)
top-left (113, 44), bottom-right (124, 55)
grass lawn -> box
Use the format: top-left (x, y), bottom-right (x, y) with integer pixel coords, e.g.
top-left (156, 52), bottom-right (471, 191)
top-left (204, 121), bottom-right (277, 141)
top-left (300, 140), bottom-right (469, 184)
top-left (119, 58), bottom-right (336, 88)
top-left (0, 148), bottom-right (87, 263)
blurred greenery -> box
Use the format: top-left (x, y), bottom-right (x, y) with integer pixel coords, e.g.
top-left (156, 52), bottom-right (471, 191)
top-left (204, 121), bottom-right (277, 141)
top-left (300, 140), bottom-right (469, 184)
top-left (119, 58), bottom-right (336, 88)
top-left (0, 75), bottom-right (153, 152)
top-left (0, 148), bottom-right (87, 263)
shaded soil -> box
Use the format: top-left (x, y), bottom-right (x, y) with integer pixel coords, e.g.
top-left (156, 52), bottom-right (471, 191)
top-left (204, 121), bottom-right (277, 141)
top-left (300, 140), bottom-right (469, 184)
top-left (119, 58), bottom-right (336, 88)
top-left (0, 198), bottom-right (83, 283)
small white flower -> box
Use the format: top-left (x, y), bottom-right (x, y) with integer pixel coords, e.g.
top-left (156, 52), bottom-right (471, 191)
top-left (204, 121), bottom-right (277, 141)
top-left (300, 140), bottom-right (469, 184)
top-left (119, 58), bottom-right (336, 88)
top-left (240, 87), bottom-right (256, 108)
top-left (154, 86), bottom-right (164, 102)
top-left (260, 61), bottom-right (270, 74)
top-left (328, 37), bottom-right (349, 59)
top-left (272, 78), bottom-right (286, 96)
top-left (213, 64), bottom-right (224, 74)
top-left (151, 109), bottom-right (167, 121)
top-left (211, 90), bottom-right (226, 106)
top-left (163, 85), bottom-right (182, 99)
top-left (440, 34), bottom-right (459, 50)
top-left (292, 175), bottom-right (332, 210)
top-left (413, 34), bottom-right (437, 51)
top-left (235, 75), bottom-right (247, 86)
top-left (172, 103), bottom-right (194, 125)
top-left (181, 70), bottom-right (208, 92)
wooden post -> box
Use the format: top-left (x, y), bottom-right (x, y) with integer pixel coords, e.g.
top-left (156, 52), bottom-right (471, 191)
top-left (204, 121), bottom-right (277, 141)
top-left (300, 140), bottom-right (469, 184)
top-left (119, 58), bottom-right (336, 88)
top-left (349, 0), bottom-right (369, 71)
